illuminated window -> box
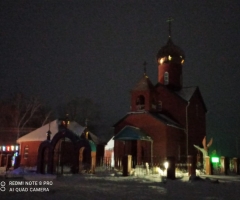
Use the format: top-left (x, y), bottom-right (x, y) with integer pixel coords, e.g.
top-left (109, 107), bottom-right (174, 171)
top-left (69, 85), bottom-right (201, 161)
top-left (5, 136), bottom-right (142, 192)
top-left (11, 145), bottom-right (14, 151)
top-left (2, 146), bottom-right (6, 151)
top-left (7, 146), bottom-right (10, 151)
top-left (24, 146), bottom-right (29, 159)
top-left (164, 72), bottom-right (169, 85)
top-left (15, 146), bottom-right (19, 151)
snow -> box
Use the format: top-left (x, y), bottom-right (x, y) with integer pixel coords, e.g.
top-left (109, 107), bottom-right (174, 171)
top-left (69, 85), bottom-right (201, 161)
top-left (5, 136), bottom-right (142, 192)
top-left (1, 167), bottom-right (240, 199)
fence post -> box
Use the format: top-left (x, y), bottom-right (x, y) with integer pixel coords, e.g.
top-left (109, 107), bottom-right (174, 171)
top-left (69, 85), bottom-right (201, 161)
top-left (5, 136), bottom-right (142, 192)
top-left (233, 157), bottom-right (239, 174)
top-left (205, 156), bottom-right (212, 175)
top-left (122, 155), bottom-right (132, 176)
top-left (167, 157), bottom-right (175, 179)
top-left (187, 155), bottom-right (196, 176)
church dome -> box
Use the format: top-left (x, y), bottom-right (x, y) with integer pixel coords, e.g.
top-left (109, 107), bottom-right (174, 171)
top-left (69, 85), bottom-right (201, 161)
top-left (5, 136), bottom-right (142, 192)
top-left (157, 38), bottom-right (185, 65)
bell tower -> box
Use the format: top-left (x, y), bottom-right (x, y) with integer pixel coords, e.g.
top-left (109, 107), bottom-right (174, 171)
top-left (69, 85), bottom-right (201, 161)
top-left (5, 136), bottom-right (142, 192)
top-left (130, 62), bottom-right (156, 112)
top-left (157, 18), bottom-right (185, 91)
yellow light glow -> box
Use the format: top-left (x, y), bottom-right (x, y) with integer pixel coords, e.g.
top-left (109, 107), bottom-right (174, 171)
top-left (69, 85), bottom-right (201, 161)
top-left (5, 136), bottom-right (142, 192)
top-left (168, 55), bottom-right (172, 61)
top-left (164, 161), bottom-right (169, 169)
top-left (159, 57), bottom-right (167, 64)
top-left (181, 59), bottom-right (184, 64)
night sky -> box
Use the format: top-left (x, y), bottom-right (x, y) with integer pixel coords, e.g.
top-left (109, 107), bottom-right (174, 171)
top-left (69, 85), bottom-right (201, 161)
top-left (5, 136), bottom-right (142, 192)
top-left (1, 1), bottom-right (240, 155)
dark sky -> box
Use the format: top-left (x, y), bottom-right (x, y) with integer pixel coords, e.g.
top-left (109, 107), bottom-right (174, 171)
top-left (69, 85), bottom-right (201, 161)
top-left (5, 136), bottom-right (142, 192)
top-left (1, 1), bottom-right (240, 154)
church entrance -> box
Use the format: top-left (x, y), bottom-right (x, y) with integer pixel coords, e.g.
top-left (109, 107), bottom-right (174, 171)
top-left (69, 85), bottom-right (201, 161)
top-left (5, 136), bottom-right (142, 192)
top-left (37, 129), bottom-right (91, 174)
top-left (53, 137), bottom-right (75, 174)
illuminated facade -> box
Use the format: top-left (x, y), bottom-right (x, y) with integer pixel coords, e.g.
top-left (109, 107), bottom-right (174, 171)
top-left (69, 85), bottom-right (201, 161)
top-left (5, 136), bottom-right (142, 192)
top-left (114, 24), bottom-right (207, 166)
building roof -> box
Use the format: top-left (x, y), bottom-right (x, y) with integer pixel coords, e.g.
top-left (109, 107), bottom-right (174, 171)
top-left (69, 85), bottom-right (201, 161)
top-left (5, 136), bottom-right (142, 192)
top-left (175, 86), bottom-right (207, 112)
top-left (113, 112), bottom-right (183, 130)
top-left (149, 113), bottom-right (183, 129)
top-left (156, 38), bottom-right (185, 60)
top-left (132, 74), bottom-right (154, 91)
top-left (175, 86), bottom-right (197, 101)
top-left (17, 120), bottom-right (85, 143)
top-left (113, 125), bottom-right (152, 141)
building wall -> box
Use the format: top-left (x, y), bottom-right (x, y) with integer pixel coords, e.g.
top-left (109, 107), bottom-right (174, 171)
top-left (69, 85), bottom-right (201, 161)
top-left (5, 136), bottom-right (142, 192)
top-left (114, 113), bottom-right (185, 165)
top-left (130, 90), bottom-right (156, 112)
top-left (187, 90), bottom-right (206, 155)
top-left (19, 141), bottom-right (42, 167)
top-left (155, 86), bottom-right (206, 157)
top-left (158, 63), bottom-right (182, 90)
top-left (155, 85), bottom-right (187, 126)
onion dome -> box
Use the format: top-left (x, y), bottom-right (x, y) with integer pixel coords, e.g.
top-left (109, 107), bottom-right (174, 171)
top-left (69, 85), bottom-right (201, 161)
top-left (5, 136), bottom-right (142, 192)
top-left (157, 38), bottom-right (185, 65)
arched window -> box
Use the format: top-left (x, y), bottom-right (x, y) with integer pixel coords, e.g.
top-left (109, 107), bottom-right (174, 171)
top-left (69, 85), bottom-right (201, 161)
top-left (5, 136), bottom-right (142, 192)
top-left (164, 72), bottom-right (169, 85)
top-left (136, 95), bottom-right (145, 110)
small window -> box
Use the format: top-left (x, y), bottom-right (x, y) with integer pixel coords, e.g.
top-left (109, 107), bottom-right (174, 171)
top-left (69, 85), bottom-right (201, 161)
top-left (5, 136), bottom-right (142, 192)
top-left (136, 95), bottom-right (145, 110)
top-left (24, 146), bottom-right (29, 159)
top-left (164, 72), bottom-right (169, 85)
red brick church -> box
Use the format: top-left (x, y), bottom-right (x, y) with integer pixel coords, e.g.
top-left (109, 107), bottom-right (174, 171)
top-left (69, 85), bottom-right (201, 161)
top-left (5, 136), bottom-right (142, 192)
top-left (113, 23), bottom-right (207, 167)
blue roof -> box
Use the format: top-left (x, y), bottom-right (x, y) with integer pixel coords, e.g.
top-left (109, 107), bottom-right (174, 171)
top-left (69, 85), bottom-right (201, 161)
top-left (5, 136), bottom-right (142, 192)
top-left (113, 126), bottom-right (152, 141)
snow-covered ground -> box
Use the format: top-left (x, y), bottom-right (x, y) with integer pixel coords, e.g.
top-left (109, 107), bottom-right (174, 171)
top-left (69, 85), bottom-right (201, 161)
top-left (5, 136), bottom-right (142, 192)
top-left (1, 167), bottom-right (240, 200)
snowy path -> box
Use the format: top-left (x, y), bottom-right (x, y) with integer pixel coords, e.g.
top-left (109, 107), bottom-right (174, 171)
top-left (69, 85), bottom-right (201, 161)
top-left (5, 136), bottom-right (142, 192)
top-left (1, 172), bottom-right (240, 200)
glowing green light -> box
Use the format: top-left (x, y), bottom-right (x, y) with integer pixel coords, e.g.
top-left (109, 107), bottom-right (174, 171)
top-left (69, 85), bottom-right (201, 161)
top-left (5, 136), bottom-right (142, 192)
top-left (211, 157), bottom-right (219, 163)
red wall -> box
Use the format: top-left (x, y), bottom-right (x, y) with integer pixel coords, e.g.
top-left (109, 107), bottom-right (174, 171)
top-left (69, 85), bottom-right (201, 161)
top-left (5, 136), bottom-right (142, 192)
top-left (114, 113), bottom-right (185, 165)
top-left (187, 90), bottom-right (206, 155)
top-left (19, 141), bottom-right (42, 167)
top-left (155, 85), bottom-right (187, 126)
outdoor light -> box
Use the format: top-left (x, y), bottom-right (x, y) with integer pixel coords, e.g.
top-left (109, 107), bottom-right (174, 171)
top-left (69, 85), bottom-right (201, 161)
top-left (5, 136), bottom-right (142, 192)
top-left (15, 146), bottom-right (19, 151)
top-left (2, 146), bottom-right (5, 151)
top-left (164, 161), bottom-right (169, 169)
top-left (211, 157), bottom-right (219, 163)
top-left (11, 145), bottom-right (14, 151)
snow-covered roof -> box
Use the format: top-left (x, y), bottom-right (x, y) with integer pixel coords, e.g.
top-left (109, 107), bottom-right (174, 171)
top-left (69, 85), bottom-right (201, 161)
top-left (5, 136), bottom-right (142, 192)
top-left (17, 120), bottom-right (85, 143)
top-left (105, 136), bottom-right (114, 150)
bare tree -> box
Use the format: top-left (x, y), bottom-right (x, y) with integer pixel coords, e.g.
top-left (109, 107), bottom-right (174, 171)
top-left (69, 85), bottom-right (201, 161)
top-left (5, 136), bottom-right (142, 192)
top-left (0, 93), bottom-right (53, 139)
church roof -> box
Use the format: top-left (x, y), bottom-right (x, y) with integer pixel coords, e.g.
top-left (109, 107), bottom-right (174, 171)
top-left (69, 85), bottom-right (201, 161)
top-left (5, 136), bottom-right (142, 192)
top-left (17, 120), bottom-right (85, 143)
top-left (175, 86), bottom-right (207, 112)
top-left (132, 74), bottom-right (154, 91)
top-left (113, 112), bottom-right (183, 130)
top-left (157, 38), bottom-right (185, 60)
top-left (175, 86), bottom-right (197, 101)
top-left (149, 113), bottom-right (183, 129)
top-left (113, 125), bottom-right (152, 141)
